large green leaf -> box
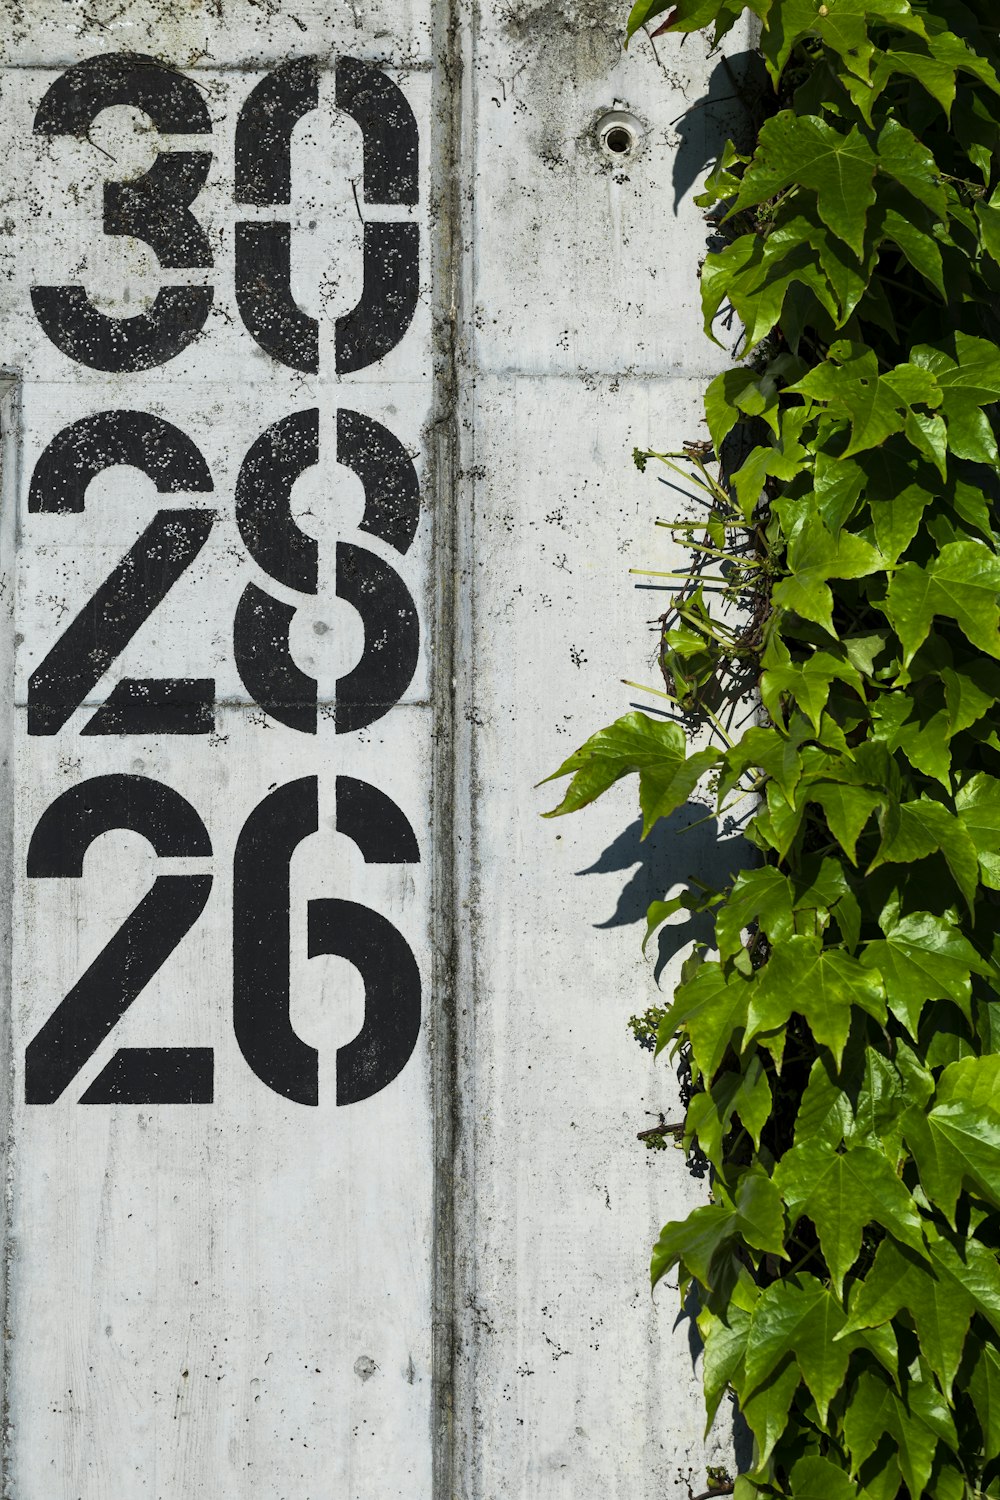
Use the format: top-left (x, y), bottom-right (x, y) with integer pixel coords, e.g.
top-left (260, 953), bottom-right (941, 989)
top-left (714, 866), bottom-right (795, 961)
top-left (772, 511), bottom-right (883, 635)
top-left (875, 117), bottom-right (947, 217)
top-left (651, 1167), bottom-right (786, 1289)
top-left (686, 1057), bottom-right (772, 1170)
top-left (885, 540), bottom-right (1000, 666)
top-left (861, 911), bottom-right (986, 1036)
top-left (744, 1274), bottom-right (854, 1424)
top-left (903, 1097), bottom-right (1000, 1224)
top-left (658, 961), bottom-right (750, 1079)
top-left (842, 1237), bottom-right (973, 1396)
top-left (732, 114), bottom-right (878, 256)
top-left (843, 1366), bottom-right (954, 1497)
top-left (540, 713), bottom-right (720, 836)
top-left (699, 1306), bottom-right (752, 1431)
top-left (789, 1455), bottom-right (871, 1500)
top-left (957, 772), bottom-right (1000, 889)
top-left (870, 797), bottom-right (980, 910)
top-left (969, 1341), bottom-right (1000, 1455)
top-left (747, 934), bottom-right (886, 1063)
top-left (774, 1138), bottom-right (927, 1295)
top-left (739, 1354), bottom-right (801, 1468)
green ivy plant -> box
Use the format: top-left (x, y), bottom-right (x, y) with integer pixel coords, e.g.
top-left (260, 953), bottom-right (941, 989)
top-left (542, 2), bottom-right (1000, 1496)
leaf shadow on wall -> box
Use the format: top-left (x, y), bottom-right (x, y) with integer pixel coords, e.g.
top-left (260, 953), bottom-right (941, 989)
top-left (670, 49), bottom-right (770, 212)
top-left (577, 803), bottom-right (750, 983)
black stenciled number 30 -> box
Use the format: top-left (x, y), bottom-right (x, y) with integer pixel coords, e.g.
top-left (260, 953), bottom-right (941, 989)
top-left (24, 53), bottom-right (424, 1108)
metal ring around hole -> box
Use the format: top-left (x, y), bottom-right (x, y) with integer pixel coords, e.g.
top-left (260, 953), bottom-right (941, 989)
top-left (595, 109), bottom-right (642, 159)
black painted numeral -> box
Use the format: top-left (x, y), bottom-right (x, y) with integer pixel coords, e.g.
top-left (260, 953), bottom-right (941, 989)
top-left (27, 776), bottom-right (421, 1107)
top-left (32, 53), bottom-right (214, 371)
top-left (25, 775), bottom-right (214, 1105)
top-left (28, 412), bottom-right (216, 736)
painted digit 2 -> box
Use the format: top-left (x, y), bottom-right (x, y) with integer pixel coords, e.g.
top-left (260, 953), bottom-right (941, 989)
top-left (29, 53), bottom-right (419, 374)
top-left (25, 775), bottom-right (420, 1105)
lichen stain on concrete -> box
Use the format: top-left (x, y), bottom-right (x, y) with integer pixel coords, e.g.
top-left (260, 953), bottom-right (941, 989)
top-left (353, 1354), bottom-right (378, 1382)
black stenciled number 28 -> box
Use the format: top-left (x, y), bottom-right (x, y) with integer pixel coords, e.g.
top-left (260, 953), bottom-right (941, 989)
top-left (23, 52), bottom-right (425, 1107)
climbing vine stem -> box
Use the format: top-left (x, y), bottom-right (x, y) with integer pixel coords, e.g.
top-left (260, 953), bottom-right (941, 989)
top-left (542, 2), bottom-right (1000, 1496)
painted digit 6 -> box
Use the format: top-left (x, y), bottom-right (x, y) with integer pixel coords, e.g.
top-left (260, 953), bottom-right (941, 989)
top-left (31, 53), bottom-right (214, 372)
top-left (233, 775), bottom-right (421, 1106)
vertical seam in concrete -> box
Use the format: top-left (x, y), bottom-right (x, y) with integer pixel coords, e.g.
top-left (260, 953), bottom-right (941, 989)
top-left (0, 373), bottom-right (21, 1500)
top-left (430, 0), bottom-right (465, 1489)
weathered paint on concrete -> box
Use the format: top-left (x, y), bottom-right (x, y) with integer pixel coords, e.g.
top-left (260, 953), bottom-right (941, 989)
top-left (0, 2), bottom-right (753, 1496)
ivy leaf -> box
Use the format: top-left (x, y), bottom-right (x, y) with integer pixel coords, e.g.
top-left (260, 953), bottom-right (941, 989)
top-left (850, 1045), bottom-right (915, 1156)
top-left (937, 1054), bottom-right (1000, 1114)
top-left (738, 1354), bottom-right (801, 1468)
top-left (715, 866), bottom-right (795, 961)
top-left (744, 1274), bottom-right (853, 1425)
top-left (925, 1227), bottom-right (1000, 1341)
top-left (806, 782), bottom-right (884, 864)
top-left (942, 661), bottom-right (1000, 734)
top-left (842, 1237), bottom-right (973, 1397)
top-left (880, 207), bottom-right (945, 297)
top-left (795, 1055), bottom-right (855, 1151)
top-left (773, 512), bottom-right (883, 635)
top-left (705, 366), bottom-right (781, 451)
top-left (875, 117), bottom-right (947, 217)
top-left (870, 796), bottom-right (980, 911)
top-left (658, 961), bottom-right (750, 1078)
top-left (789, 1456), bottom-right (872, 1500)
top-left (861, 911), bottom-right (985, 1036)
top-left (651, 1166), bottom-right (785, 1290)
top-left (686, 1057), bottom-right (772, 1168)
top-left (699, 1306), bottom-right (752, 1431)
top-left (747, 934), bottom-right (886, 1064)
top-left (731, 114), bottom-right (877, 257)
top-left (956, 772), bottom-right (1000, 889)
top-left (903, 1097), bottom-right (1000, 1225)
top-left (969, 1342), bottom-right (1000, 1455)
top-left (540, 713), bottom-right (720, 836)
top-left (789, 343), bottom-right (941, 457)
top-left (775, 1139), bottom-right (927, 1295)
top-left (842, 1368), bottom-right (945, 1497)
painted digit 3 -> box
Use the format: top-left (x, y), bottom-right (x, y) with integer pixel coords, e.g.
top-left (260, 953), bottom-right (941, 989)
top-left (31, 53), bottom-right (214, 372)
top-left (232, 775), bottom-right (421, 1106)
top-left (234, 56), bottom-right (419, 373)
top-left (233, 408), bottom-right (420, 733)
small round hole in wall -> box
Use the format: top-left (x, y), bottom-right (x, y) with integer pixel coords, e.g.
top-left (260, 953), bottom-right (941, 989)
top-left (595, 110), bottom-right (643, 161)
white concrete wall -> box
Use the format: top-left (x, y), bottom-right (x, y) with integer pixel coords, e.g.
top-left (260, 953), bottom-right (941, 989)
top-left (0, 3), bottom-right (754, 1496)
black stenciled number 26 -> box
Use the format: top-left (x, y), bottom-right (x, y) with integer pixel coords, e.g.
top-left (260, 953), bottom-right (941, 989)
top-left (25, 773), bottom-right (422, 1108)
top-left (30, 51), bottom-right (419, 373)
